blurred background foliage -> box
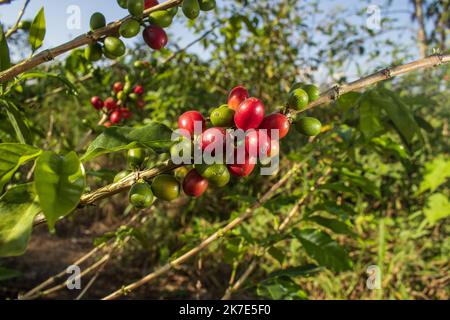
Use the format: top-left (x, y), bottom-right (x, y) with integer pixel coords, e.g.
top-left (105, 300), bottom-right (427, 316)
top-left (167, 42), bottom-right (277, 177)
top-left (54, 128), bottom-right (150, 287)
top-left (0, 0), bottom-right (448, 299)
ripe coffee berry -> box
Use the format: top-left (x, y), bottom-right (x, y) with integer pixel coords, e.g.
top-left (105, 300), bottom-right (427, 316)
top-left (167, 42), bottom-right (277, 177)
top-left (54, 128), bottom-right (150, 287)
top-left (110, 110), bottom-right (122, 124)
top-left (234, 97), bottom-right (265, 130)
top-left (120, 107), bottom-right (132, 119)
top-left (259, 113), bottom-right (290, 139)
top-left (228, 86), bottom-right (249, 110)
top-left (228, 154), bottom-right (255, 177)
top-left (134, 85), bottom-right (144, 95)
top-left (183, 169), bottom-right (209, 197)
top-left (104, 97), bottom-right (118, 110)
top-left (144, 0), bottom-right (159, 9)
top-left (113, 82), bottom-right (124, 93)
top-left (178, 111), bottom-right (205, 136)
top-left (103, 121), bottom-right (112, 128)
top-left (245, 129), bottom-right (271, 158)
top-left (200, 127), bottom-right (226, 151)
top-left (91, 96), bottom-right (104, 110)
top-left (143, 25), bottom-right (168, 50)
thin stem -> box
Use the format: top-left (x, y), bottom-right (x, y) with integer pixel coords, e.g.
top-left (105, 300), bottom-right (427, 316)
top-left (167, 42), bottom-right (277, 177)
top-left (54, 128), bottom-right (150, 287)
top-left (5, 0), bottom-right (30, 38)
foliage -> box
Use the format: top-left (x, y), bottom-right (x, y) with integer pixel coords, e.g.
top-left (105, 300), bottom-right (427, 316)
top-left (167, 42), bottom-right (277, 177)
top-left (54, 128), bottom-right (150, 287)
top-left (0, 0), bottom-right (448, 300)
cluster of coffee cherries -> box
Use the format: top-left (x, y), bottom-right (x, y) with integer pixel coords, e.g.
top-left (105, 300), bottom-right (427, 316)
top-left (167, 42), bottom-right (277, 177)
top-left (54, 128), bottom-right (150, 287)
top-left (90, 79), bottom-right (145, 127)
top-left (85, 0), bottom-right (216, 62)
top-left (120, 83), bottom-right (323, 209)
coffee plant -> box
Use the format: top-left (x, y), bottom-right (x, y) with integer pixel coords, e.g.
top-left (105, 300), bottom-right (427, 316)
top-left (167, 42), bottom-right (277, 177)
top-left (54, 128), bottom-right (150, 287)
top-left (0, 0), bottom-right (448, 300)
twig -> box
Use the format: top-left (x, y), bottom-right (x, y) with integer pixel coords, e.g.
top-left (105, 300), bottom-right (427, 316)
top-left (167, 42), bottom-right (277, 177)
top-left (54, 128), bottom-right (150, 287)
top-left (102, 164), bottom-right (301, 300)
top-left (0, 0), bottom-right (183, 83)
top-left (289, 54), bottom-right (449, 115)
top-left (5, 0), bottom-right (30, 38)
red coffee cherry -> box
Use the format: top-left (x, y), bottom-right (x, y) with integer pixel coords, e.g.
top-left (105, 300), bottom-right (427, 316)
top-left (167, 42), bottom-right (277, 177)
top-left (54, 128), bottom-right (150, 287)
top-left (143, 25), bottom-right (168, 50)
top-left (120, 107), bottom-right (132, 119)
top-left (234, 97), bottom-right (265, 130)
top-left (259, 113), bottom-right (290, 139)
top-left (178, 111), bottom-right (205, 137)
top-left (200, 127), bottom-right (226, 151)
top-left (113, 82), bottom-right (124, 93)
top-left (245, 129), bottom-right (271, 158)
top-left (227, 153), bottom-right (255, 177)
top-left (134, 85), bottom-right (144, 95)
top-left (144, 0), bottom-right (159, 9)
top-left (110, 110), bottom-right (122, 124)
top-left (104, 97), bottom-right (118, 110)
top-left (103, 121), bottom-right (112, 128)
top-left (91, 96), bottom-right (104, 110)
top-left (227, 86), bottom-right (249, 111)
top-left (183, 169), bottom-right (209, 197)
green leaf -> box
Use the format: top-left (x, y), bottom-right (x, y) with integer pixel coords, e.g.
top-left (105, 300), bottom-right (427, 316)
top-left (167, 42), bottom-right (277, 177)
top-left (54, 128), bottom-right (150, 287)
top-left (318, 182), bottom-right (356, 195)
top-left (0, 266), bottom-right (21, 281)
top-left (341, 168), bottom-right (380, 198)
top-left (257, 277), bottom-right (308, 300)
top-left (424, 193), bottom-right (450, 225)
top-left (0, 183), bottom-right (40, 257)
top-left (266, 264), bottom-right (322, 280)
top-left (377, 90), bottom-right (422, 145)
top-left (336, 92), bottom-right (362, 112)
top-left (0, 25), bottom-right (10, 72)
top-left (359, 97), bottom-right (384, 139)
top-left (312, 200), bottom-right (357, 217)
top-left (127, 122), bottom-right (174, 152)
top-left (307, 215), bottom-right (357, 237)
top-left (371, 136), bottom-right (409, 160)
top-left (82, 122), bottom-right (173, 161)
top-left (0, 100), bottom-right (32, 144)
top-left (29, 7), bottom-right (46, 52)
top-left (34, 151), bottom-right (85, 231)
top-left (418, 155), bottom-right (450, 194)
top-left (267, 246), bottom-right (285, 265)
top-left (293, 229), bottom-right (352, 272)
top-left (82, 126), bottom-right (135, 161)
top-left (18, 72), bottom-right (78, 96)
top-left (0, 143), bottom-right (41, 191)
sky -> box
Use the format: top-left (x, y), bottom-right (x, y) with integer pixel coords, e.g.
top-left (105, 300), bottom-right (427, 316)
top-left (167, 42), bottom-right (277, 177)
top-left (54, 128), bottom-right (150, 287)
top-left (0, 0), bottom-right (417, 79)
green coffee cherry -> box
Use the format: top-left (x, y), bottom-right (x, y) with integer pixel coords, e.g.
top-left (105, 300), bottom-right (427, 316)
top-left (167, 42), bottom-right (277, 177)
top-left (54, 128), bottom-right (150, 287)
top-left (287, 88), bottom-right (309, 110)
top-left (151, 174), bottom-right (180, 201)
top-left (117, 91), bottom-right (126, 101)
top-left (129, 182), bottom-right (154, 208)
top-left (104, 37), bottom-right (126, 57)
top-left (85, 43), bottom-right (103, 61)
top-left (117, 0), bottom-right (128, 8)
top-left (128, 0), bottom-right (144, 17)
top-left (123, 81), bottom-right (132, 93)
top-left (182, 0), bottom-right (200, 20)
top-left (149, 10), bottom-right (173, 28)
top-left (195, 163), bottom-right (230, 187)
top-left (302, 84), bottom-right (320, 102)
top-left (127, 148), bottom-right (146, 169)
top-left (210, 105), bottom-right (235, 127)
top-left (199, 0), bottom-right (216, 11)
top-left (114, 170), bottom-right (131, 183)
top-left (294, 117), bottom-right (322, 136)
top-left (167, 5), bottom-right (179, 16)
top-left (90, 12), bottom-right (106, 30)
top-left (120, 19), bottom-right (141, 38)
